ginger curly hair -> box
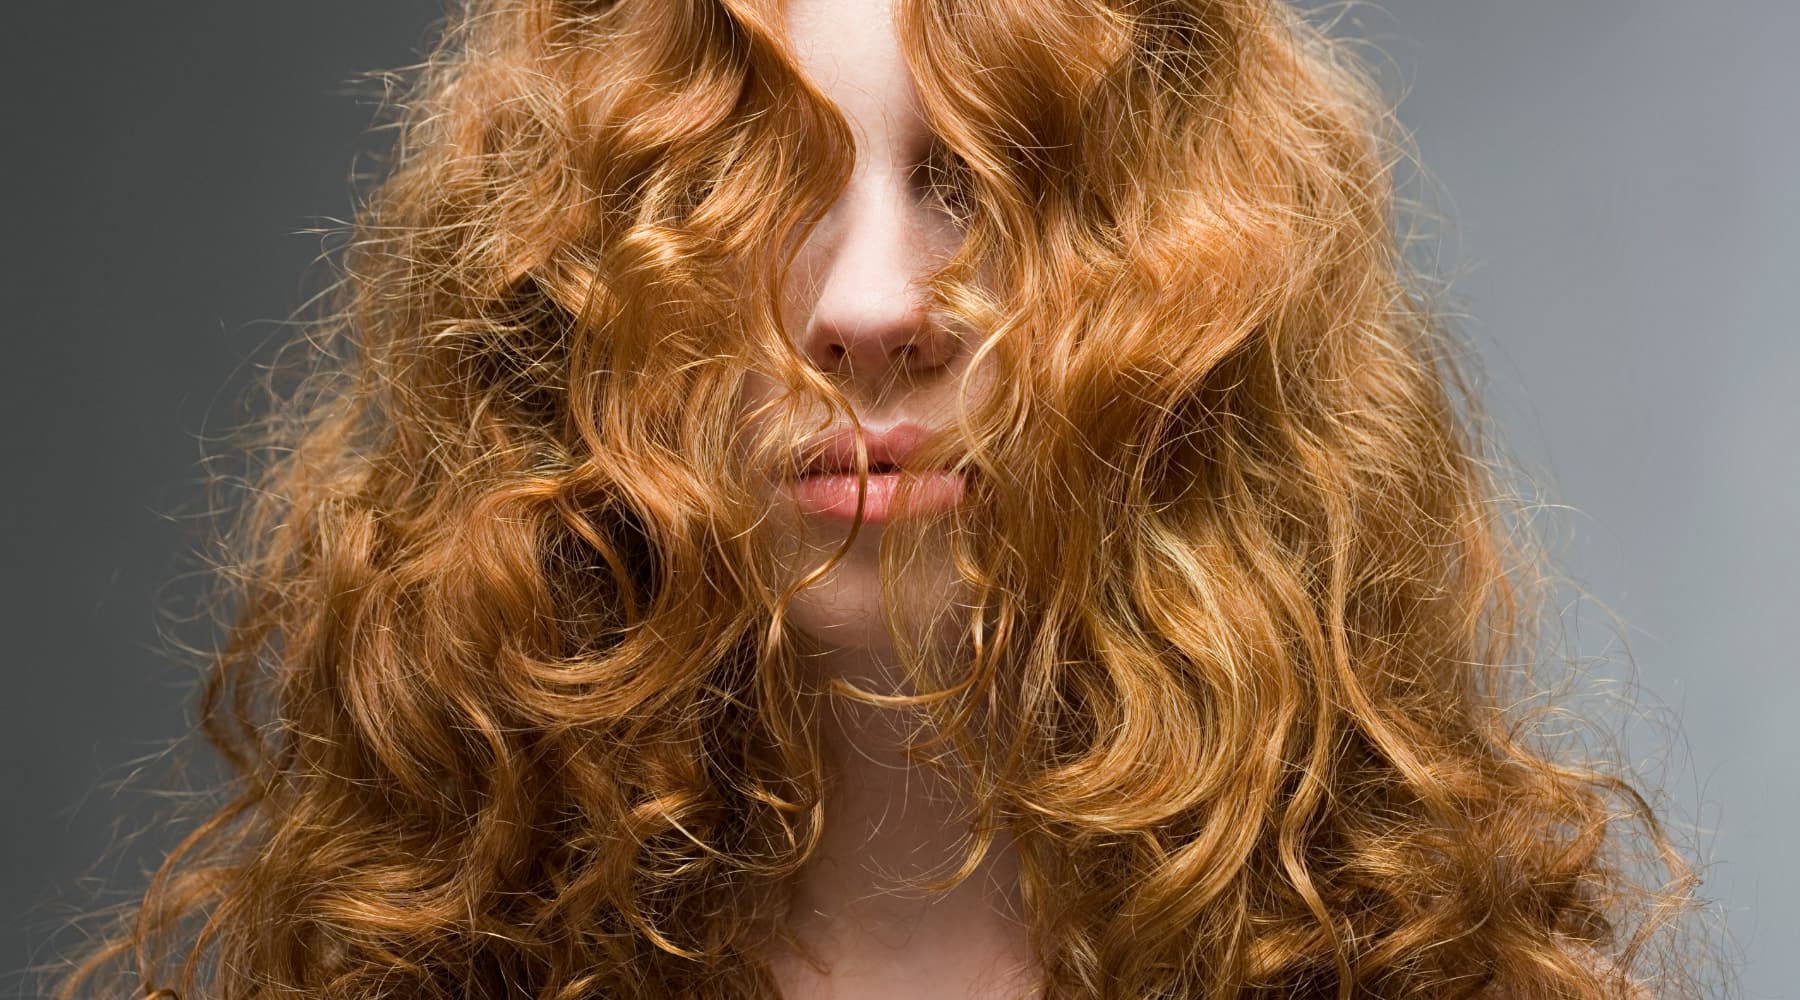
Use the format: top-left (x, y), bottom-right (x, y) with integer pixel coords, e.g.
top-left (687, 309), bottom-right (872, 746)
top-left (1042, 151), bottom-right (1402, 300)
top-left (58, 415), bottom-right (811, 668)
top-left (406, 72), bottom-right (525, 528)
top-left (52, 0), bottom-right (1713, 997)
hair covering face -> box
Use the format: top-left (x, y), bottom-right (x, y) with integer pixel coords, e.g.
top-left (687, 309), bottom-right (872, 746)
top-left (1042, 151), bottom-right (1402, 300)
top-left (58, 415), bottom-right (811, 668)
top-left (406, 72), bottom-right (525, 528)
top-left (50, 1), bottom-right (1711, 998)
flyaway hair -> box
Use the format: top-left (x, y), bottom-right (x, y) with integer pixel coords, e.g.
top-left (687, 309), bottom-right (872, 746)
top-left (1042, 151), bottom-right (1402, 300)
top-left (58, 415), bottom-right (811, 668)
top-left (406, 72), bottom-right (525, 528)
top-left (51, 0), bottom-right (1712, 997)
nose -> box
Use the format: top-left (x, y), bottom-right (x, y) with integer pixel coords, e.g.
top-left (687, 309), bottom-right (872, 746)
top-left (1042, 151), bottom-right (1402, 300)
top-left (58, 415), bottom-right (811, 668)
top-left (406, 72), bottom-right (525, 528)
top-left (795, 176), bottom-right (956, 389)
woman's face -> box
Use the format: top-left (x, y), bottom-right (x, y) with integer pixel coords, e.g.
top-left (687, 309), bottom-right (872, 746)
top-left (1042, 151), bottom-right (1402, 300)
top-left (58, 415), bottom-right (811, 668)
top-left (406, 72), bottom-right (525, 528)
top-left (738, 0), bottom-right (993, 660)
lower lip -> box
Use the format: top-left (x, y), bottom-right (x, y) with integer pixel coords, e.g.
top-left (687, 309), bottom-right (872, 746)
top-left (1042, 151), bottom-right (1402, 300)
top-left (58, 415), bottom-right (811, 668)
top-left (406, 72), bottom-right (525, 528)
top-left (783, 470), bottom-right (967, 524)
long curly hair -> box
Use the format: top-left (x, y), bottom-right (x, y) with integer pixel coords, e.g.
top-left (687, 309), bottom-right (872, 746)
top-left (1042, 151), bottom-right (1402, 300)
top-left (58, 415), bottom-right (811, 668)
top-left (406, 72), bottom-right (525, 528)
top-left (52, 0), bottom-right (1713, 997)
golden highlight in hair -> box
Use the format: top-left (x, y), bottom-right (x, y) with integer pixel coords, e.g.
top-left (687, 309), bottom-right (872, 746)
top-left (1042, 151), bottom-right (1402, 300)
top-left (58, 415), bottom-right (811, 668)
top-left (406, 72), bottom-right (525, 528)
top-left (51, 0), bottom-right (1713, 997)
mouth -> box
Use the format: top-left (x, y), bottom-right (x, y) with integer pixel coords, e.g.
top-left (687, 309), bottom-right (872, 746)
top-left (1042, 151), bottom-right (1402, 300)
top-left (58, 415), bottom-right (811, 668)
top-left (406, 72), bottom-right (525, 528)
top-left (793, 420), bottom-right (942, 478)
top-left (784, 421), bottom-right (967, 524)
top-left (783, 468), bottom-right (967, 525)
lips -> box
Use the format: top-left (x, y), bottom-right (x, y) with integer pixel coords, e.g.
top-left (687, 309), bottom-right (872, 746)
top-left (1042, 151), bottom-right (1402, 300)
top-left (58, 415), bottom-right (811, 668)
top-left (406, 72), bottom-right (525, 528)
top-left (794, 420), bottom-right (945, 477)
top-left (785, 421), bottom-right (967, 524)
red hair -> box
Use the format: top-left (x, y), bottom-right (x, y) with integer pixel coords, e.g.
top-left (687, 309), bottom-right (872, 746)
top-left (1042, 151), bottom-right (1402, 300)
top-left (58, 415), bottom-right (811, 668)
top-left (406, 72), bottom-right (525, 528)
top-left (52, 0), bottom-right (1714, 996)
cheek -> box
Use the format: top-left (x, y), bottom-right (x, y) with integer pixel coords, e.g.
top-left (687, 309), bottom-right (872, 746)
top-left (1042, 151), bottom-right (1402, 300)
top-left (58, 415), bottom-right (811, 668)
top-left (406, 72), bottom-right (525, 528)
top-left (732, 369), bottom-right (772, 426)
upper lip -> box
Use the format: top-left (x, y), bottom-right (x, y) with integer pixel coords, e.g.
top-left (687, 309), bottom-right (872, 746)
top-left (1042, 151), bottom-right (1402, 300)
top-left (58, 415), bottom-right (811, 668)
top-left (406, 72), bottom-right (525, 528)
top-left (795, 421), bottom-right (948, 477)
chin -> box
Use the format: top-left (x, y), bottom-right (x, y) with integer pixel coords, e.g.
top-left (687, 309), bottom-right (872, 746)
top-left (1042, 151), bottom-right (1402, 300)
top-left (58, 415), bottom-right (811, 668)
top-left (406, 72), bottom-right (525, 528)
top-left (783, 560), bottom-right (898, 655)
top-left (759, 477), bottom-right (973, 666)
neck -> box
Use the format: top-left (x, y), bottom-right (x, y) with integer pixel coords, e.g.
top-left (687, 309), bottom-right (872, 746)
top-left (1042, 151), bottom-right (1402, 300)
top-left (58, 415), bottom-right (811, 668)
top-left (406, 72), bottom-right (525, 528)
top-left (769, 640), bottom-right (1039, 996)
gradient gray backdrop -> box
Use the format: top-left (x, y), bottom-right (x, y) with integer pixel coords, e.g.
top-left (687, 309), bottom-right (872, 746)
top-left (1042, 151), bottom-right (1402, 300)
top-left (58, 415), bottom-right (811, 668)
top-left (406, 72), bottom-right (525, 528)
top-left (4, 2), bottom-right (1792, 996)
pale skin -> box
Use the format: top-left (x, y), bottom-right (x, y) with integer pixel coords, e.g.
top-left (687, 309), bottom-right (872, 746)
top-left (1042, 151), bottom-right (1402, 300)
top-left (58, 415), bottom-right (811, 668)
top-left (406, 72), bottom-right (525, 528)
top-left (733, 0), bottom-right (1038, 996)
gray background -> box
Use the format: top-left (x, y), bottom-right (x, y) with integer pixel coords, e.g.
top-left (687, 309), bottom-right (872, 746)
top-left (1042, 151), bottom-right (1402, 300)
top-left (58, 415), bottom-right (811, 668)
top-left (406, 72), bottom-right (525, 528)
top-left (2, 2), bottom-right (1791, 996)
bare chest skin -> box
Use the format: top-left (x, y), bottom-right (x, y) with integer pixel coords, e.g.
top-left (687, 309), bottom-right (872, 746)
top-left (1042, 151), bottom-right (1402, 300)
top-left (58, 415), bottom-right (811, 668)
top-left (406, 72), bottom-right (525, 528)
top-left (760, 683), bottom-right (1043, 1000)
top-left (764, 880), bottom-right (1043, 1000)
top-left (766, 929), bottom-right (1041, 1000)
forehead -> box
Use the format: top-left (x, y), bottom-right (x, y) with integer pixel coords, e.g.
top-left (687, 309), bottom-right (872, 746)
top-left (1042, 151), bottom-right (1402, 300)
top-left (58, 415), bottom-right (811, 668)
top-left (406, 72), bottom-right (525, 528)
top-left (783, 0), bottom-right (928, 154)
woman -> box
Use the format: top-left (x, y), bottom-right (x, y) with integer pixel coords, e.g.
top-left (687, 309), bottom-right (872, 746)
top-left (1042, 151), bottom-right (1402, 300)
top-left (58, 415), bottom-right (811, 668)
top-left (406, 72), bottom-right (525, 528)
top-left (53, 0), bottom-right (1709, 997)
